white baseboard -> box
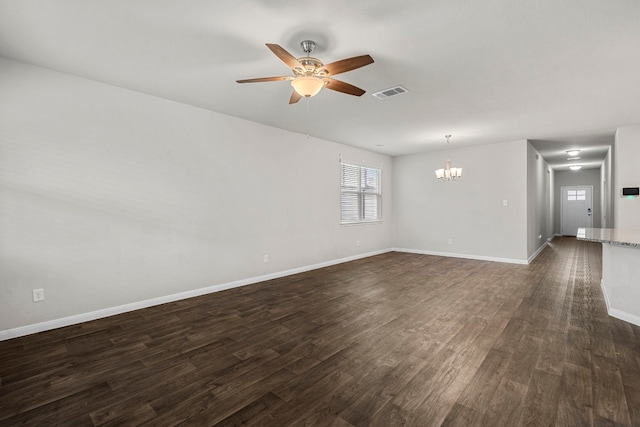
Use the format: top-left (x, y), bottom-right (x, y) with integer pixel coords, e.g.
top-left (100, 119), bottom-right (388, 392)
top-left (600, 279), bottom-right (640, 327)
top-left (0, 248), bottom-right (392, 341)
top-left (608, 308), bottom-right (640, 327)
top-left (600, 279), bottom-right (611, 312)
top-left (527, 241), bottom-right (549, 264)
top-left (392, 247), bottom-right (528, 265)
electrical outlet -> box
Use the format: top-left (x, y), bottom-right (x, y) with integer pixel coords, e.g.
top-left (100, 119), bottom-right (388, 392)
top-left (263, 254), bottom-right (269, 263)
top-left (448, 238), bottom-right (453, 245)
top-left (32, 288), bottom-right (45, 302)
top-left (503, 199), bottom-right (508, 207)
top-left (356, 240), bottom-right (360, 246)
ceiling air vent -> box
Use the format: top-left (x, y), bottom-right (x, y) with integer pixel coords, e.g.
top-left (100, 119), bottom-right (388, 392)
top-left (372, 85), bottom-right (408, 100)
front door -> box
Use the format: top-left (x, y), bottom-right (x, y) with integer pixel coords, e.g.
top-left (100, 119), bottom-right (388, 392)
top-left (561, 186), bottom-right (593, 236)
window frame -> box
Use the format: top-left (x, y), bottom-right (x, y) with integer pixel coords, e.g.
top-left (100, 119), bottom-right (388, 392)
top-left (567, 189), bottom-right (587, 201)
top-left (340, 161), bottom-right (382, 225)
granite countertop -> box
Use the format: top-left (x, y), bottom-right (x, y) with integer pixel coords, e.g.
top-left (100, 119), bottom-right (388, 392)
top-left (577, 228), bottom-right (640, 247)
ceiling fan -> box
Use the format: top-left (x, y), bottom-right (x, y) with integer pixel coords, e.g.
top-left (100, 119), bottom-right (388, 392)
top-left (236, 40), bottom-right (374, 104)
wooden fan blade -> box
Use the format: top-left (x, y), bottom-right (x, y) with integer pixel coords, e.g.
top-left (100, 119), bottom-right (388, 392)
top-left (266, 43), bottom-right (304, 72)
top-left (323, 78), bottom-right (366, 96)
top-left (319, 55), bottom-right (374, 76)
top-left (236, 76), bottom-right (293, 83)
top-left (289, 91), bottom-right (302, 104)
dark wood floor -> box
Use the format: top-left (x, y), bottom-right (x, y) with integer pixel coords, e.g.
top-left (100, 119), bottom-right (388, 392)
top-left (1, 237), bottom-right (640, 426)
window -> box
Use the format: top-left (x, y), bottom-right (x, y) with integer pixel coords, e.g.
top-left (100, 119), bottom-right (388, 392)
top-left (340, 162), bottom-right (382, 223)
top-left (567, 189), bottom-right (586, 201)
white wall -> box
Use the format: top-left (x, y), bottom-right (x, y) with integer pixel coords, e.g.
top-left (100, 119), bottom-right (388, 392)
top-left (392, 139), bottom-right (529, 263)
top-left (548, 166), bottom-right (555, 240)
top-left (0, 58), bottom-right (393, 333)
top-left (602, 244), bottom-right (640, 326)
top-left (601, 146), bottom-right (613, 228)
top-left (614, 126), bottom-right (640, 228)
top-left (553, 168), bottom-right (602, 235)
top-left (527, 142), bottom-right (553, 258)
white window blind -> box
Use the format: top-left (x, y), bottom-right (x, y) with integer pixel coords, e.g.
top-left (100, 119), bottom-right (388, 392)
top-left (340, 162), bottom-right (382, 223)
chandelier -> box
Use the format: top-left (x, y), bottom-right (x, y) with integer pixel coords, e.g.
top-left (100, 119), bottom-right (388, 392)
top-left (435, 135), bottom-right (462, 181)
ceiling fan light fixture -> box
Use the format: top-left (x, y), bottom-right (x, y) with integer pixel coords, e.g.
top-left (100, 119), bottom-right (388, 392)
top-left (291, 75), bottom-right (324, 98)
top-left (237, 42), bottom-right (373, 104)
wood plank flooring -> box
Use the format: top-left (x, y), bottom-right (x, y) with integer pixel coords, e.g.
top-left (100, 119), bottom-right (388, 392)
top-left (1, 237), bottom-right (640, 426)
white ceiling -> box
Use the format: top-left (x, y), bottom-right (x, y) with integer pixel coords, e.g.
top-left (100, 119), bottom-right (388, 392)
top-left (1, 0), bottom-right (638, 169)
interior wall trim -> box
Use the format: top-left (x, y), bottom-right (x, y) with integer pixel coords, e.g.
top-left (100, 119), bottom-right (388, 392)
top-left (527, 241), bottom-right (549, 264)
top-left (392, 248), bottom-right (528, 265)
top-left (608, 308), bottom-right (640, 327)
top-left (600, 279), bottom-right (640, 327)
top-left (600, 278), bottom-right (612, 312)
top-left (0, 248), bottom-right (393, 342)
